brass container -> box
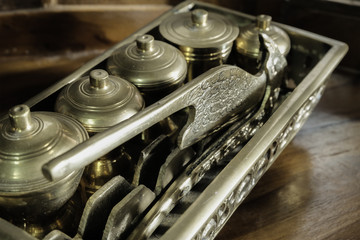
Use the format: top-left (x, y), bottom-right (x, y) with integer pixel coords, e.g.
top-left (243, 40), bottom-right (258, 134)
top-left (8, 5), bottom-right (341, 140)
top-left (81, 147), bottom-right (133, 196)
top-left (55, 69), bottom-right (144, 132)
top-left (8, 191), bottom-right (83, 239)
top-left (107, 34), bottom-right (187, 105)
top-left (0, 105), bottom-right (88, 218)
top-left (55, 69), bottom-right (144, 196)
top-left (236, 14), bottom-right (291, 74)
top-left (159, 9), bottom-right (239, 80)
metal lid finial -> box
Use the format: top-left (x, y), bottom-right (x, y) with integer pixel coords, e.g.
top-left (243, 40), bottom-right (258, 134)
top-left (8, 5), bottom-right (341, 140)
top-left (90, 69), bottom-right (109, 89)
top-left (191, 9), bottom-right (208, 27)
top-left (136, 35), bottom-right (155, 52)
top-left (8, 104), bottom-right (33, 132)
top-left (256, 15), bottom-right (272, 30)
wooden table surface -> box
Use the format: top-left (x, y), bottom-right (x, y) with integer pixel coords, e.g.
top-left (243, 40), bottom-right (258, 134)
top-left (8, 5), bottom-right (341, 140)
top-left (216, 70), bottom-right (360, 240)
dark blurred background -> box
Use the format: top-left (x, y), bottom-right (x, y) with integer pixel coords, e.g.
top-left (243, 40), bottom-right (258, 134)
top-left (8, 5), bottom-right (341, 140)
top-left (0, 0), bottom-right (359, 113)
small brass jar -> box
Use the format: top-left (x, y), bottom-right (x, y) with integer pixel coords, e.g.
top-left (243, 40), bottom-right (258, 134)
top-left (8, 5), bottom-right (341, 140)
top-left (55, 69), bottom-right (144, 196)
top-left (107, 34), bottom-right (187, 105)
top-left (0, 104), bottom-right (88, 238)
top-left (236, 14), bottom-right (291, 74)
top-left (159, 9), bottom-right (239, 80)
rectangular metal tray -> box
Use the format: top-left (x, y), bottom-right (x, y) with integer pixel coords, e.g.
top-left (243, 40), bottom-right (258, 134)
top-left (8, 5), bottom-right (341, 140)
top-left (0, 1), bottom-right (348, 239)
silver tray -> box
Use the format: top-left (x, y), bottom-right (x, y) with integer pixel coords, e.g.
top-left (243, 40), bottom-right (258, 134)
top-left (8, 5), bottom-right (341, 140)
top-left (0, 1), bottom-right (348, 240)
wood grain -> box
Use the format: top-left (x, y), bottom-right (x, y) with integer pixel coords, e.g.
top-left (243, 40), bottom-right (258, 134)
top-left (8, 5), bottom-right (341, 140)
top-left (216, 70), bottom-right (360, 240)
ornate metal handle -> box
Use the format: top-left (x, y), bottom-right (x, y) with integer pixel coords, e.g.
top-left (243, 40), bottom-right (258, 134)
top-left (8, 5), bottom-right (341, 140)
top-left (42, 65), bottom-right (267, 181)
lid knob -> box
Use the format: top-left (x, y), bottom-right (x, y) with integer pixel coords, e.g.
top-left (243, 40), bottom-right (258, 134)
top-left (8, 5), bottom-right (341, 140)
top-left (90, 69), bottom-right (109, 89)
top-left (191, 9), bottom-right (208, 27)
top-left (256, 15), bottom-right (272, 30)
top-left (8, 104), bottom-right (33, 132)
top-left (136, 35), bottom-right (155, 52)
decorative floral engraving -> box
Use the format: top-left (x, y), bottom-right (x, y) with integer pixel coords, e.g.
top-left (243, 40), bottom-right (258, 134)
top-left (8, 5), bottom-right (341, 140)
top-left (188, 69), bottom-right (252, 134)
top-left (179, 66), bottom-right (266, 149)
top-left (193, 84), bottom-right (325, 240)
top-left (190, 107), bottom-right (266, 187)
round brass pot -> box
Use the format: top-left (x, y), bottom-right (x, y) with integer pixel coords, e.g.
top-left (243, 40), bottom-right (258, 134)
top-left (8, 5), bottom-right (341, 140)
top-left (55, 69), bottom-right (144, 196)
top-left (159, 9), bottom-right (239, 80)
top-left (107, 34), bottom-right (187, 105)
top-left (55, 69), bottom-right (144, 133)
top-left (236, 14), bottom-right (291, 74)
top-left (0, 105), bottom-right (88, 218)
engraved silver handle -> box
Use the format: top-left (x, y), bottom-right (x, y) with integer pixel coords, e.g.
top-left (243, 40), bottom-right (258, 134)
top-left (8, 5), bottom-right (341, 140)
top-left (42, 65), bottom-right (267, 181)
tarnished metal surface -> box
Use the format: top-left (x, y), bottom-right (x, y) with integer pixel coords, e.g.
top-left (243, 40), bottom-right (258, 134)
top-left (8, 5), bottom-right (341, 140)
top-left (127, 33), bottom-right (287, 239)
top-left (236, 14), bottom-right (290, 58)
top-left (55, 69), bottom-right (144, 197)
top-left (55, 69), bottom-right (144, 133)
top-left (0, 105), bottom-right (88, 238)
top-left (0, 218), bottom-right (38, 240)
top-left (0, 1), bottom-right (348, 239)
top-left (102, 185), bottom-right (155, 240)
top-left (107, 34), bottom-right (187, 103)
top-left (127, 88), bottom-right (271, 240)
top-left (155, 146), bottom-right (196, 196)
top-left (159, 9), bottom-right (238, 49)
top-left (42, 64), bottom-right (267, 181)
top-left (159, 8), bottom-right (239, 79)
top-left (77, 176), bottom-right (133, 239)
top-left (132, 134), bottom-right (173, 190)
top-left (43, 230), bottom-right (71, 240)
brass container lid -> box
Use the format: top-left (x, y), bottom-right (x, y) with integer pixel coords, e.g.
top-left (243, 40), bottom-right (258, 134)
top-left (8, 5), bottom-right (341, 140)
top-left (0, 105), bottom-right (88, 213)
top-left (55, 69), bottom-right (144, 133)
top-left (236, 15), bottom-right (291, 58)
top-left (159, 9), bottom-right (239, 54)
top-left (107, 35), bottom-right (187, 91)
